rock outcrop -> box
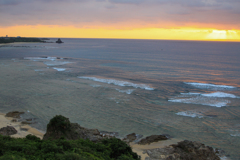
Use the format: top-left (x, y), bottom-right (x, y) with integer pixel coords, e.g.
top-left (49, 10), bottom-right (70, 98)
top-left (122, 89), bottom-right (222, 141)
top-left (144, 140), bottom-right (220, 160)
top-left (123, 133), bottom-right (143, 143)
top-left (0, 126), bottom-right (17, 136)
top-left (5, 111), bottom-right (24, 118)
top-left (138, 135), bottom-right (168, 145)
top-left (56, 38), bottom-right (63, 43)
top-left (43, 115), bottom-right (104, 142)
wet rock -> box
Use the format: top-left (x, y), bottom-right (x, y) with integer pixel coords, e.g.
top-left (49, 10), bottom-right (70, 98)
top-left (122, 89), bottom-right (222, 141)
top-left (145, 140), bottom-right (221, 160)
top-left (0, 126), bottom-right (17, 136)
top-left (123, 133), bottom-right (137, 143)
top-left (100, 131), bottom-right (119, 138)
top-left (5, 111), bottom-right (24, 118)
top-left (123, 133), bottom-right (143, 143)
top-left (138, 135), bottom-right (168, 145)
top-left (21, 121), bottom-right (32, 125)
top-left (11, 119), bottom-right (17, 122)
top-left (25, 118), bottom-right (35, 121)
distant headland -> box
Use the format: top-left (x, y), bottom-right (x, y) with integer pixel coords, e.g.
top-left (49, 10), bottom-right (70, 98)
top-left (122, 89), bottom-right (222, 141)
top-left (0, 36), bottom-right (49, 44)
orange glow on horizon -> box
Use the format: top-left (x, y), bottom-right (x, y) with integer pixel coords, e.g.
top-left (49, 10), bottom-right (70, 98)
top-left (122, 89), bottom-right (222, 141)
top-left (0, 25), bottom-right (240, 42)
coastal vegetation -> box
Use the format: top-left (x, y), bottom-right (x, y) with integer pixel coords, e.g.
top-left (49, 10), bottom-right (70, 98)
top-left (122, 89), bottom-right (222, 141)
top-left (0, 115), bottom-right (140, 160)
top-left (0, 134), bottom-right (140, 160)
top-left (0, 37), bottom-right (47, 44)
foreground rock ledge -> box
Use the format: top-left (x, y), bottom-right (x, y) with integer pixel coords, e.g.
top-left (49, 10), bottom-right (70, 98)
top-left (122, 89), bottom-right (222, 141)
top-left (0, 126), bottom-right (17, 136)
top-left (144, 140), bottom-right (221, 160)
top-left (5, 111), bottom-right (24, 119)
top-left (43, 115), bottom-right (223, 159)
top-left (138, 135), bottom-right (168, 145)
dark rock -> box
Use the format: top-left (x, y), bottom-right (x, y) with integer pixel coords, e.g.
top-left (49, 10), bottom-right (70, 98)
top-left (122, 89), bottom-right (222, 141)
top-left (11, 119), bottom-right (17, 122)
top-left (0, 126), bottom-right (17, 136)
top-left (123, 133), bottom-right (137, 143)
top-left (100, 131), bottom-right (119, 138)
top-left (145, 140), bottom-right (221, 160)
top-left (123, 133), bottom-right (143, 143)
top-left (5, 111), bottom-right (24, 118)
top-left (25, 118), bottom-right (37, 122)
top-left (21, 121), bottom-right (32, 125)
top-left (56, 38), bottom-right (63, 43)
top-left (43, 115), bottom-right (104, 142)
top-left (138, 135), bottom-right (168, 145)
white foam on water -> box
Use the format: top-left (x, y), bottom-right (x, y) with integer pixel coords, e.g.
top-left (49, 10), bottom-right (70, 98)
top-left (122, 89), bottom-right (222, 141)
top-left (185, 82), bottom-right (236, 90)
top-left (176, 111), bottom-right (203, 118)
top-left (220, 156), bottom-right (230, 160)
top-left (169, 97), bottom-right (229, 107)
top-left (53, 68), bottom-right (66, 71)
top-left (171, 91), bottom-right (239, 107)
top-left (34, 69), bottom-right (44, 72)
top-left (181, 92), bottom-right (238, 98)
top-left (44, 61), bottom-right (72, 66)
top-left (230, 134), bottom-right (240, 137)
top-left (115, 89), bottom-right (134, 94)
top-left (180, 92), bottom-right (201, 96)
top-left (201, 92), bottom-right (238, 98)
top-left (78, 77), bottom-right (154, 90)
top-left (24, 57), bottom-right (57, 61)
top-left (90, 84), bottom-right (102, 87)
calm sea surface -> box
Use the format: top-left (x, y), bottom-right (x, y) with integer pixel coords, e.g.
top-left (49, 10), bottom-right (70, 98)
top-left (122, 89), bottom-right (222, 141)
top-left (0, 39), bottom-right (240, 159)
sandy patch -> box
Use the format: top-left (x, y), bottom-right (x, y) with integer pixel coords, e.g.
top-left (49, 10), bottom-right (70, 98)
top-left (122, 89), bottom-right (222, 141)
top-left (130, 138), bottom-right (183, 160)
top-left (0, 113), bottom-right (44, 139)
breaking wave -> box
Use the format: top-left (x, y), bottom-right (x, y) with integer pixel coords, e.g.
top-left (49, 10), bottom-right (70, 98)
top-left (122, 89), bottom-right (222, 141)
top-left (78, 77), bottom-right (154, 90)
top-left (53, 68), bottom-right (66, 71)
top-left (176, 111), bottom-right (203, 118)
top-left (24, 57), bottom-right (57, 61)
top-left (169, 92), bottom-right (239, 107)
top-left (169, 97), bottom-right (229, 107)
top-left (184, 82), bottom-right (236, 90)
top-left (115, 89), bottom-right (134, 94)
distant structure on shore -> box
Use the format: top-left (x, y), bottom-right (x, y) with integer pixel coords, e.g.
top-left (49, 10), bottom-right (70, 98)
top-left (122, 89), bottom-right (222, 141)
top-left (6, 35), bottom-right (8, 37)
top-left (56, 38), bottom-right (63, 43)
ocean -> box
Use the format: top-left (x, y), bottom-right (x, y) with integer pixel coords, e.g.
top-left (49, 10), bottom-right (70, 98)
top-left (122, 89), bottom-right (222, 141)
top-left (0, 39), bottom-right (240, 159)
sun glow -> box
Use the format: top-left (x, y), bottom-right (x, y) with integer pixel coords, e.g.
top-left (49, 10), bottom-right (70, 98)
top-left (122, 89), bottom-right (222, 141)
top-left (207, 30), bottom-right (239, 40)
top-left (0, 25), bottom-right (239, 41)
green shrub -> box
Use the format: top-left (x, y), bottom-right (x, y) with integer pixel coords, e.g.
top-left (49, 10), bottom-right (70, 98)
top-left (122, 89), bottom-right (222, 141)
top-left (47, 115), bottom-right (71, 133)
top-left (0, 155), bottom-right (26, 160)
top-left (0, 134), bottom-right (139, 160)
top-left (102, 138), bottom-right (140, 160)
top-left (26, 135), bottom-right (41, 142)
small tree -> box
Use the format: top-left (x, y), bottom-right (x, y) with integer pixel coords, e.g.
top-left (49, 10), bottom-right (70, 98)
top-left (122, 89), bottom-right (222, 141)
top-left (47, 115), bottom-right (71, 133)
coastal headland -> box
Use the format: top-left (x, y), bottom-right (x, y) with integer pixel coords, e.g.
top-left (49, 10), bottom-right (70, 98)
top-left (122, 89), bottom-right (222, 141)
top-left (0, 113), bottom-right (226, 160)
top-left (0, 37), bottom-right (48, 44)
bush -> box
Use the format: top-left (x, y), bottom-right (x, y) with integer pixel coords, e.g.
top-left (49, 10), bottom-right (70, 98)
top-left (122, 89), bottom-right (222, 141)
top-left (26, 135), bottom-right (41, 142)
top-left (0, 134), bottom-right (139, 160)
top-left (102, 138), bottom-right (140, 160)
top-left (47, 115), bottom-right (71, 133)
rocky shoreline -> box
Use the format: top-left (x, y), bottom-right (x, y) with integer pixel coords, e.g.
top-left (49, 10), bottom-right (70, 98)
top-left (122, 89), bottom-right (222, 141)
top-left (0, 111), bottom-right (229, 160)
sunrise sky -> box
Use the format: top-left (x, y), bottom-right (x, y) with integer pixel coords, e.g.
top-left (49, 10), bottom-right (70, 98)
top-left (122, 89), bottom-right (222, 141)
top-left (0, 0), bottom-right (240, 41)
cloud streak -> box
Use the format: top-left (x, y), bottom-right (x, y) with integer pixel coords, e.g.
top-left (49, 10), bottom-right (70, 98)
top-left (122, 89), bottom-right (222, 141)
top-left (0, 0), bottom-right (239, 29)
